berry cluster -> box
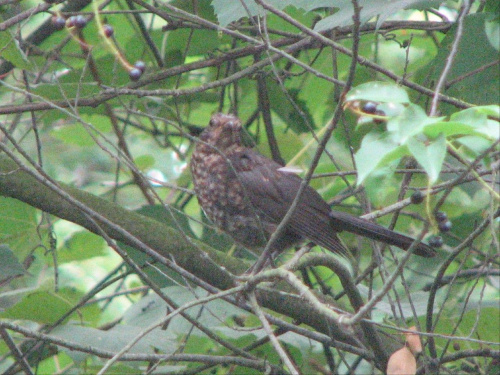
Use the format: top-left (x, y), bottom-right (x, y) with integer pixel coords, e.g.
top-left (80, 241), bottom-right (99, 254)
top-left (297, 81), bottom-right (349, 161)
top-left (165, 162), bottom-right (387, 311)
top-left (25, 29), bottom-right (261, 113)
top-left (50, 13), bottom-right (146, 82)
top-left (429, 211), bottom-right (452, 248)
top-left (409, 191), bottom-right (453, 248)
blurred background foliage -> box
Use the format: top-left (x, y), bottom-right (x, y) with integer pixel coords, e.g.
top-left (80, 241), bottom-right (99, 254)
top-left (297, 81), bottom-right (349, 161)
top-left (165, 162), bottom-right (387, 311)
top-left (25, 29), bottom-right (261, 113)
top-left (0, 0), bottom-right (498, 374)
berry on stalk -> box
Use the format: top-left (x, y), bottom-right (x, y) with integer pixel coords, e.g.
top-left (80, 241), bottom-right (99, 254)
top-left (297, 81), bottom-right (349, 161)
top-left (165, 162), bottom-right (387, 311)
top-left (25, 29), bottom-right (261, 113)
top-left (129, 68), bottom-right (142, 81)
top-left (73, 15), bottom-right (88, 29)
top-left (435, 211), bottom-right (448, 222)
top-left (52, 16), bottom-right (66, 30)
top-left (428, 235), bottom-right (443, 248)
top-left (410, 191), bottom-right (424, 204)
top-left (438, 220), bottom-right (452, 232)
top-left (134, 60), bottom-right (146, 73)
top-left (362, 101), bottom-right (377, 114)
top-left (103, 24), bottom-right (114, 38)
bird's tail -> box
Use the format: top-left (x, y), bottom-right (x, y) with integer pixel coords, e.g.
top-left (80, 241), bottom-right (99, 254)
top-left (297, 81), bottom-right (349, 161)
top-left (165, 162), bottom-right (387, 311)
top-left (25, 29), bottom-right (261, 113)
top-left (329, 211), bottom-right (436, 257)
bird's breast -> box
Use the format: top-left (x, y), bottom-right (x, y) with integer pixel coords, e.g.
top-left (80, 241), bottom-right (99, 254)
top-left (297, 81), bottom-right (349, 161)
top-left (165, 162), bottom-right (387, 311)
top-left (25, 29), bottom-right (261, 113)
top-left (191, 149), bottom-right (271, 248)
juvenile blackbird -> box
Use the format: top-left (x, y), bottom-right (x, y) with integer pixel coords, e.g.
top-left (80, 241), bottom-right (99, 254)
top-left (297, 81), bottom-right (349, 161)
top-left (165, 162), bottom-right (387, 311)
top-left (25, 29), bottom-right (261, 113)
top-left (191, 113), bottom-right (436, 259)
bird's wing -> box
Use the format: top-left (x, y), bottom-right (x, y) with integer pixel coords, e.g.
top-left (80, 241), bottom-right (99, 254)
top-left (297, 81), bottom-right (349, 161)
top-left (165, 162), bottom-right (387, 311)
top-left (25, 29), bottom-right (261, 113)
top-left (227, 148), bottom-right (436, 258)
top-left (228, 149), bottom-right (348, 256)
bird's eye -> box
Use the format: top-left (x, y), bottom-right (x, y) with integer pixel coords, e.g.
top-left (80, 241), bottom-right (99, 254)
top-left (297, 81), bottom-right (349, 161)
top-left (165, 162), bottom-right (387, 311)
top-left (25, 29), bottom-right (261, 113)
top-left (209, 119), bottom-right (215, 127)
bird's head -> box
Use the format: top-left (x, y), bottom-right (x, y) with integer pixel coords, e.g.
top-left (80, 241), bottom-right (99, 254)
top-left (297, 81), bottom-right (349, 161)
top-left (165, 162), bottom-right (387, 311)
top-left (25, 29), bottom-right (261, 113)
top-left (199, 113), bottom-right (243, 151)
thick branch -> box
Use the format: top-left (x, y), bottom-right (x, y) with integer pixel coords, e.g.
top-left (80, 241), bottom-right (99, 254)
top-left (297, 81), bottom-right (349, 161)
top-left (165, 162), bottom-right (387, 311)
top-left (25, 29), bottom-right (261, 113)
top-left (0, 155), bottom-right (360, 350)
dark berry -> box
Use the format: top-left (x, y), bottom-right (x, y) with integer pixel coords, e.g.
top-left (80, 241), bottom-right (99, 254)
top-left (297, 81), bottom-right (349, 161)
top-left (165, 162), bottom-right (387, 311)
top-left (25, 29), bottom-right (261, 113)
top-left (73, 15), bottom-right (87, 29)
top-left (410, 191), bottom-right (424, 204)
top-left (429, 235), bottom-right (443, 248)
top-left (66, 16), bottom-right (76, 28)
top-left (103, 24), bottom-right (114, 38)
top-left (129, 68), bottom-right (142, 81)
top-left (438, 220), bottom-right (452, 232)
top-left (362, 101), bottom-right (377, 114)
top-left (435, 211), bottom-right (447, 222)
top-left (52, 16), bottom-right (66, 30)
top-left (134, 60), bottom-right (146, 73)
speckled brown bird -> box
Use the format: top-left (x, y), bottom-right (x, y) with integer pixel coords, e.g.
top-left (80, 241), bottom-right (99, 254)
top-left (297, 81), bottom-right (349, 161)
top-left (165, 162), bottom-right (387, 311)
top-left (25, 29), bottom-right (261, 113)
top-left (191, 113), bottom-right (436, 259)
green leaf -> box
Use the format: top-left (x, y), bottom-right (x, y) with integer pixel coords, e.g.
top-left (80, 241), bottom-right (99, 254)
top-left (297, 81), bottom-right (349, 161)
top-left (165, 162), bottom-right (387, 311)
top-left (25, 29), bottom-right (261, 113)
top-left (33, 82), bottom-right (101, 102)
top-left (387, 104), bottom-right (441, 143)
top-left (419, 14), bottom-right (499, 112)
top-left (0, 244), bottom-right (24, 281)
top-left (473, 104), bottom-right (500, 117)
top-left (0, 197), bottom-right (40, 258)
top-left (485, 17), bottom-right (500, 51)
top-left (0, 291), bottom-right (72, 324)
top-left (51, 324), bottom-right (176, 357)
top-left (167, 29), bottom-right (227, 56)
top-left (266, 79), bottom-right (315, 133)
top-left (134, 155), bottom-right (155, 171)
top-left (59, 231), bottom-right (107, 263)
top-left (407, 133), bottom-right (446, 183)
top-left (0, 30), bottom-right (32, 70)
top-left (123, 286), bottom-right (245, 333)
top-left (422, 121), bottom-right (480, 138)
top-left (136, 205), bottom-right (195, 238)
top-left (451, 107), bottom-right (499, 140)
top-left (212, 0), bottom-right (263, 27)
top-left (346, 81), bottom-right (410, 104)
top-left (363, 163), bottom-right (399, 206)
top-left (354, 131), bottom-right (408, 184)
top-left (51, 115), bottom-right (112, 147)
top-left (314, 0), bottom-right (442, 31)
top-left (440, 187), bottom-right (472, 218)
top-left (456, 135), bottom-right (494, 155)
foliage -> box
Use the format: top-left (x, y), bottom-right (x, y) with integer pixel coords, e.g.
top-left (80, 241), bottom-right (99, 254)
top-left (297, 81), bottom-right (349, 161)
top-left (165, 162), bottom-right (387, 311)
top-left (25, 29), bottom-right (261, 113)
top-left (0, 0), bottom-right (498, 374)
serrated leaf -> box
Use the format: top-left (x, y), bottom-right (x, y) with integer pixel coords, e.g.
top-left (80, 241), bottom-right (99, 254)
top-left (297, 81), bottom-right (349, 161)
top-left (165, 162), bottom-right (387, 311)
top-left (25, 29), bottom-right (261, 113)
top-left (212, 0), bottom-right (325, 26)
top-left (212, 0), bottom-right (264, 26)
top-left (419, 14), bottom-right (499, 112)
top-left (407, 133), bottom-right (446, 183)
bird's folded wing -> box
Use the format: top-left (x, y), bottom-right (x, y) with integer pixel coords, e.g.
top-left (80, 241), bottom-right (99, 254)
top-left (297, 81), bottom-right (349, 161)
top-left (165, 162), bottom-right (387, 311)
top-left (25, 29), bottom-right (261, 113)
top-left (229, 150), bottom-right (348, 256)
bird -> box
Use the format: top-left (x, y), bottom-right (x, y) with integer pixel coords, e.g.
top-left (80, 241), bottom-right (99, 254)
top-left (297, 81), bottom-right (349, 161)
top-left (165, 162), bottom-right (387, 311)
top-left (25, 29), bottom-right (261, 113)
top-left (190, 113), bottom-right (436, 260)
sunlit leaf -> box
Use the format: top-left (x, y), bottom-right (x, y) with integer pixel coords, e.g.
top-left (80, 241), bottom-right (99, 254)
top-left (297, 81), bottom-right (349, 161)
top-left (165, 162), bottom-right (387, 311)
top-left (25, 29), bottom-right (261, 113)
top-left (346, 81), bottom-right (410, 104)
